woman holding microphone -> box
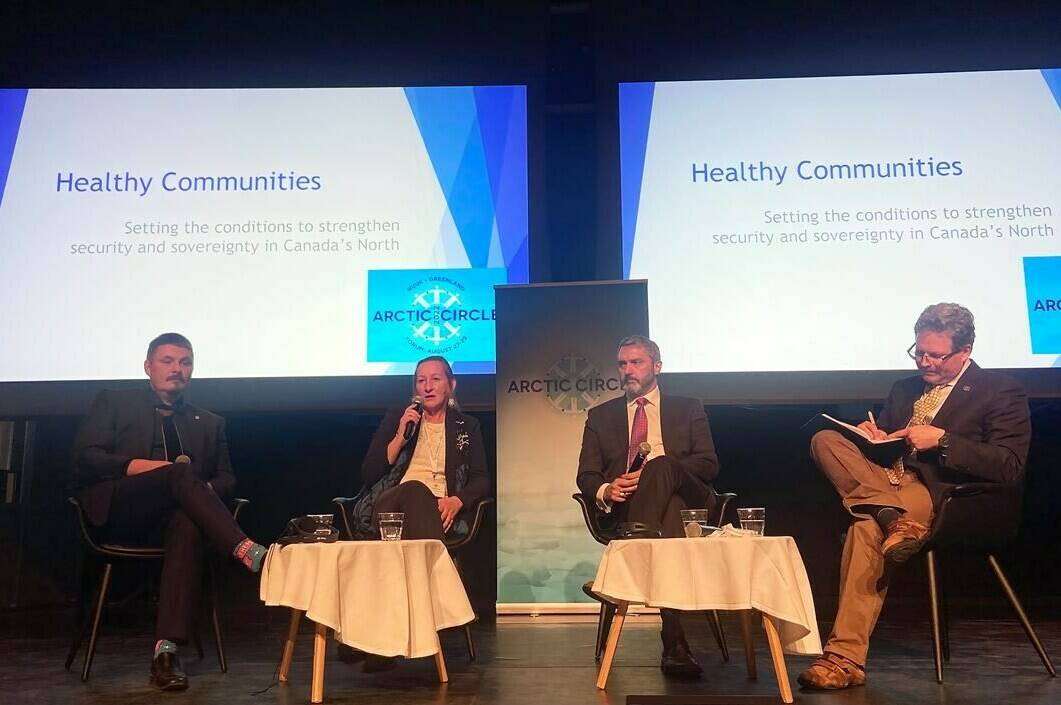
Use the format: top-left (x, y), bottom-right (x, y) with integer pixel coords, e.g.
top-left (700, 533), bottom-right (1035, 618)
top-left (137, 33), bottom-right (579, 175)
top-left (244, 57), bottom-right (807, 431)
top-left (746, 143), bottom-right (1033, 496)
top-left (360, 355), bottom-right (489, 540)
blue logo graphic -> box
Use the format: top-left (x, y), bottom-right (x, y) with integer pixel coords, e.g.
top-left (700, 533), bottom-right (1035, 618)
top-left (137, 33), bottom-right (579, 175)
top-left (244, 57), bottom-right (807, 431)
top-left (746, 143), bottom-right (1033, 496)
top-left (367, 268), bottom-right (507, 363)
top-left (1023, 256), bottom-right (1061, 354)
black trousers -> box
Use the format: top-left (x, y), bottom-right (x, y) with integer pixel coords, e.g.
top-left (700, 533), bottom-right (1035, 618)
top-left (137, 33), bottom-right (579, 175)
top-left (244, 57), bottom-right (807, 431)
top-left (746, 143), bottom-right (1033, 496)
top-left (371, 481), bottom-right (445, 540)
top-left (103, 463), bottom-right (247, 642)
top-left (617, 456), bottom-right (713, 538)
top-left (615, 456), bottom-right (713, 648)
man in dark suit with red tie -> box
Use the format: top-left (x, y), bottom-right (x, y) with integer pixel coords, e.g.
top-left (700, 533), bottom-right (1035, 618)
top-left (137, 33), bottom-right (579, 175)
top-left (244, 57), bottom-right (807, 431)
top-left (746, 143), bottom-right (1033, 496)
top-left (577, 335), bottom-right (720, 676)
top-left (798, 303), bottom-right (1031, 690)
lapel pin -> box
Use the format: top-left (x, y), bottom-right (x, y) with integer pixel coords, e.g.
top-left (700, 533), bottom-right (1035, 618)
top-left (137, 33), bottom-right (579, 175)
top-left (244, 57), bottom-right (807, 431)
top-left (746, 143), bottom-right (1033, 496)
top-left (962, 385), bottom-right (971, 392)
top-left (194, 415), bottom-right (200, 420)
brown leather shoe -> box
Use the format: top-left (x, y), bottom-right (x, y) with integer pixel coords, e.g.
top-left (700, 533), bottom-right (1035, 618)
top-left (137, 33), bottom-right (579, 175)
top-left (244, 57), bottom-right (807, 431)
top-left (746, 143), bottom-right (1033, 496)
top-left (797, 652), bottom-right (866, 690)
top-left (881, 517), bottom-right (929, 565)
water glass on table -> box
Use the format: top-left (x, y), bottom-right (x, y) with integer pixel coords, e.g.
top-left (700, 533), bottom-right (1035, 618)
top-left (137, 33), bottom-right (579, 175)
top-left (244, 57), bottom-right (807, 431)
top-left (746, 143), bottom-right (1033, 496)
top-left (736, 507), bottom-right (766, 535)
top-left (680, 509), bottom-right (716, 537)
top-left (378, 512), bottom-right (404, 541)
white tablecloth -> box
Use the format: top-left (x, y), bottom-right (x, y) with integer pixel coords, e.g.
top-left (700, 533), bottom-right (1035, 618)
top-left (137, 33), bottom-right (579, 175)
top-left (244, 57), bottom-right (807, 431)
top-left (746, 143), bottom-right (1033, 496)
top-left (591, 536), bottom-right (822, 655)
top-left (261, 539), bottom-right (475, 658)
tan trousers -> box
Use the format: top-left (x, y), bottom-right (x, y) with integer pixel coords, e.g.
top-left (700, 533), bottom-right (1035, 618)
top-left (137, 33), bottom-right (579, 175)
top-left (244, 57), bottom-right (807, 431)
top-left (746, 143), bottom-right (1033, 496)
top-left (810, 430), bottom-right (934, 666)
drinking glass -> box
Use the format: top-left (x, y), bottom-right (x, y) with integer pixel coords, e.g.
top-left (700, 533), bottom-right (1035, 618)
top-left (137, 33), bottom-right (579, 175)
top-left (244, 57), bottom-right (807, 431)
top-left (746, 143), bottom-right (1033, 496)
top-left (378, 512), bottom-right (404, 541)
top-left (680, 509), bottom-right (715, 537)
top-left (736, 507), bottom-right (766, 535)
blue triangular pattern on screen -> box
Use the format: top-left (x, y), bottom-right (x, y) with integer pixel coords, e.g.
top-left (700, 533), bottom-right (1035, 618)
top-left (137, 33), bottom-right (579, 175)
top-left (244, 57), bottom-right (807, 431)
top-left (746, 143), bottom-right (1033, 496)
top-left (619, 82), bottom-right (655, 279)
top-left (473, 85), bottom-right (528, 280)
top-left (0, 89), bottom-right (29, 209)
top-left (405, 86), bottom-right (496, 268)
top-left (507, 236), bottom-right (529, 285)
top-left (1041, 69), bottom-right (1061, 111)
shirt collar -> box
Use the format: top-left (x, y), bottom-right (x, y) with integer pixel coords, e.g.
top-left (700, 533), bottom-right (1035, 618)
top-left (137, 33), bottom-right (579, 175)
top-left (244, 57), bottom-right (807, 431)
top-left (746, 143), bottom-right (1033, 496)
top-left (627, 385), bottom-right (661, 408)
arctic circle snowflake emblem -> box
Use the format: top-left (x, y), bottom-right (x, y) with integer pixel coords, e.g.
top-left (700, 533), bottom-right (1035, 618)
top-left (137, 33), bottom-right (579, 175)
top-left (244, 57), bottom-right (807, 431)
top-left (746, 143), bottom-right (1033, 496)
top-left (546, 355), bottom-right (604, 414)
top-left (409, 280), bottom-right (465, 347)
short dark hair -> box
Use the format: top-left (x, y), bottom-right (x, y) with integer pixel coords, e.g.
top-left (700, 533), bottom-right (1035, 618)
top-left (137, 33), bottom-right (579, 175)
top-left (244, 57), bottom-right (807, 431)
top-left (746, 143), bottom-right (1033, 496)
top-left (147, 333), bottom-right (193, 360)
top-left (617, 335), bottom-right (661, 364)
top-left (914, 303), bottom-right (975, 350)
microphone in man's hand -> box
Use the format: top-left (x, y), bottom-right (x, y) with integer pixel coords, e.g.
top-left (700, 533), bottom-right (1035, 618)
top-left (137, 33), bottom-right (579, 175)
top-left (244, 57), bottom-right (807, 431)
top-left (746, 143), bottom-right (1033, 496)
top-left (628, 441), bottom-right (652, 473)
top-left (404, 396), bottom-right (425, 440)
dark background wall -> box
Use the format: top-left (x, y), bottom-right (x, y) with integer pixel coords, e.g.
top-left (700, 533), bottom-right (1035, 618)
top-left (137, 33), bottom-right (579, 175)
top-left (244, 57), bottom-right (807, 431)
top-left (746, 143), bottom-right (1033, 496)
top-left (2, 1), bottom-right (1060, 618)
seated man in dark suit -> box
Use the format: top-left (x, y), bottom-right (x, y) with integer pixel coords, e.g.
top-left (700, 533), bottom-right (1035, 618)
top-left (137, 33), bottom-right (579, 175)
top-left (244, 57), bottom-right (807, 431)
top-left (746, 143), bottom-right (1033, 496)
top-left (73, 332), bottom-right (267, 692)
top-left (577, 335), bottom-right (720, 677)
top-left (797, 303), bottom-right (1031, 690)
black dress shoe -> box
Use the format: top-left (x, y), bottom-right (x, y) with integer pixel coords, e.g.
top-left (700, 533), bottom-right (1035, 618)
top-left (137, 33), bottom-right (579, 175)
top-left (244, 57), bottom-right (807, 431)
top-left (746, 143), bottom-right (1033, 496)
top-left (660, 642), bottom-right (703, 678)
top-left (150, 651), bottom-right (189, 691)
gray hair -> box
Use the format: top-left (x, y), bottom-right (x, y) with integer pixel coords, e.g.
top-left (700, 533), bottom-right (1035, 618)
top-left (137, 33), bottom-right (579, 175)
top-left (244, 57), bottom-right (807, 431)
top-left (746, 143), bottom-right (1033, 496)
top-left (914, 303), bottom-right (975, 349)
top-left (617, 335), bottom-right (661, 364)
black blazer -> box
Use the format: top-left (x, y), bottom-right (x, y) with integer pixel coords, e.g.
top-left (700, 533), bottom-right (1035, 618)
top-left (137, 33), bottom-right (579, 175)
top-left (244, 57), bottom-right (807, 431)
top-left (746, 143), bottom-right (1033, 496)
top-left (576, 392), bottom-right (719, 505)
top-left (876, 361), bottom-right (1031, 508)
top-left (361, 407), bottom-right (490, 511)
top-left (72, 388), bottom-right (236, 525)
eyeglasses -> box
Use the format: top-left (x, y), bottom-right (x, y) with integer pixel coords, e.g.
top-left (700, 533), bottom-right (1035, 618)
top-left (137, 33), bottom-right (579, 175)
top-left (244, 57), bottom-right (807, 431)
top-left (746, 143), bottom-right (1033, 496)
top-left (906, 343), bottom-right (963, 363)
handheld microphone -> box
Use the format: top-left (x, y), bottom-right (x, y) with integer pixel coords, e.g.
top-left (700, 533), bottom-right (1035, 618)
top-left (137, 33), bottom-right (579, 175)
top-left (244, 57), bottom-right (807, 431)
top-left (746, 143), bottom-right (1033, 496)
top-left (627, 441), bottom-right (652, 473)
top-left (404, 396), bottom-right (425, 440)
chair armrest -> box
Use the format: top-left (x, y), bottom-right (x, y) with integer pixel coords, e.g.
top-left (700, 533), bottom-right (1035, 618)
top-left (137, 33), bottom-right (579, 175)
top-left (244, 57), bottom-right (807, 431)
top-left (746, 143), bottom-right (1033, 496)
top-left (68, 496), bottom-right (104, 554)
top-left (446, 497), bottom-right (494, 552)
top-left (928, 482), bottom-right (1022, 549)
top-left (332, 496), bottom-right (359, 540)
top-left (230, 497), bottom-right (249, 521)
top-left (713, 491), bottom-right (737, 527)
top-left (571, 493), bottom-right (611, 546)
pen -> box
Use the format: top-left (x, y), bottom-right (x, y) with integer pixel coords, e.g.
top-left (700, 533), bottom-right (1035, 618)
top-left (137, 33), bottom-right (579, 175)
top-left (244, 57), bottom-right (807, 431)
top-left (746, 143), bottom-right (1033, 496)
top-left (867, 411), bottom-right (876, 426)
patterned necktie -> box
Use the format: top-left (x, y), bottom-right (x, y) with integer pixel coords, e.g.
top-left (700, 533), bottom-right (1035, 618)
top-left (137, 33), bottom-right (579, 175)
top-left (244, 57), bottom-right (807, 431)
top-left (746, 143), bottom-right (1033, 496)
top-left (888, 384), bottom-right (949, 485)
top-left (627, 397), bottom-right (649, 469)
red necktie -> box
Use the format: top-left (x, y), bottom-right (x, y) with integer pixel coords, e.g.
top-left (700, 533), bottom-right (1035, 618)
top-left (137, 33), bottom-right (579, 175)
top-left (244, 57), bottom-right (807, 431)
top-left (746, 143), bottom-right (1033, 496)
top-left (628, 397), bottom-right (649, 468)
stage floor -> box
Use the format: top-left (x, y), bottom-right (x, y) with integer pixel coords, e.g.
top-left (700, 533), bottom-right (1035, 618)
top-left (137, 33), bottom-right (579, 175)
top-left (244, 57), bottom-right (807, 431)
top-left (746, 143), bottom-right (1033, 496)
top-left (0, 609), bottom-right (1057, 705)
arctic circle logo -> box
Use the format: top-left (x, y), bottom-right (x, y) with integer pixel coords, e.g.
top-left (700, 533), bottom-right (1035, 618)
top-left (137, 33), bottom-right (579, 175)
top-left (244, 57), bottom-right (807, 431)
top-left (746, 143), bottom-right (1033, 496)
top-left (407, 277), bottom-right (467, 349)
top-left (505, 354), bottom-right (623, 414)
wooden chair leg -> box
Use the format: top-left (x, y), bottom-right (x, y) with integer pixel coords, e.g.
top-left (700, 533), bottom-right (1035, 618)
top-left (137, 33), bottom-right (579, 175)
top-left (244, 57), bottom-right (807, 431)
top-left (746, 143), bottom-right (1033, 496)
top-left (278, 609), bottom-right (303, 682)
top-left (761, 614), bottom-right (793, 704)
top-left (739, 609), bottom-right (757, 680)
top-left (926, 549), bottom-right (944, 683)
top-left (707, 610), bottom-right (730, 662)
top-left (81, 562), bottom-right (113, 682)
top-left (311, 621), bottom-right (327, 704)
top-left (987, 554), bottom-right (1056, 677)
top-left (596, 600), bottom-right (629, 690)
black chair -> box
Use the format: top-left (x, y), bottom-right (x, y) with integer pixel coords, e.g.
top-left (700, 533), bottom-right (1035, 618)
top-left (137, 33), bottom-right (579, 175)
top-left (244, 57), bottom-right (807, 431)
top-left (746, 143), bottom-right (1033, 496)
top-left (919, 481), bottom-right (1056, 683)
top-left (64, 496), bottom-right (248, 681)
top-left (572, 487), bottom-right (737, 662)
top-left (332, 494), bottom-right (494, 661)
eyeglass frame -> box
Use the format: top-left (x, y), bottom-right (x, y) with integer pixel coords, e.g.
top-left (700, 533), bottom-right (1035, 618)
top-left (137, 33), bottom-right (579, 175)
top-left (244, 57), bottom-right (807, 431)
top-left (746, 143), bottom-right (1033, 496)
top-left (906, 343), bottom-right (966, 363)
